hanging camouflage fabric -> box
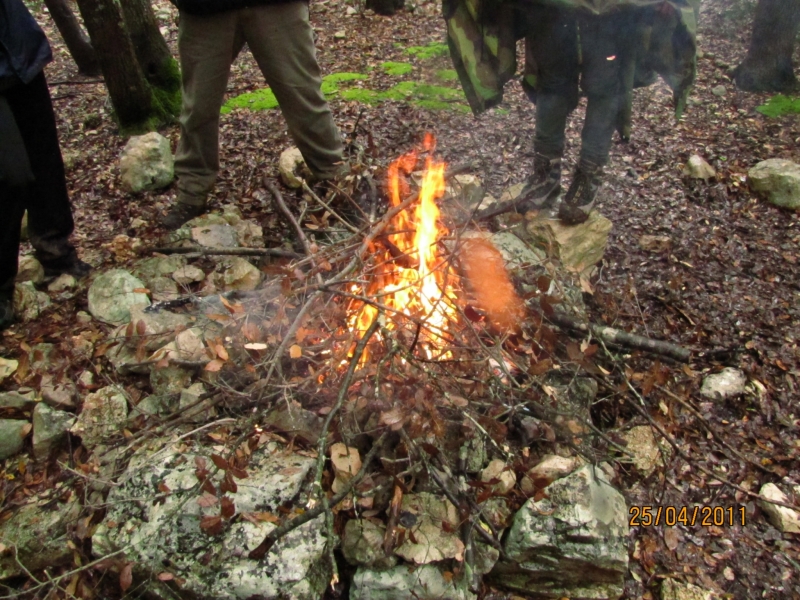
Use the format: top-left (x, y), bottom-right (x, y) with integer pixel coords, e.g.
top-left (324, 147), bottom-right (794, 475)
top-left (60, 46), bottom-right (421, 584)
top-left (443, 0), bottom-right (699, 138)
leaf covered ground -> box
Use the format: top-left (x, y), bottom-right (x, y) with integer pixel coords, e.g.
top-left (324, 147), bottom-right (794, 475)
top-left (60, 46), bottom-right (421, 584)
top-left (1, 0), bottom-right (799, 598)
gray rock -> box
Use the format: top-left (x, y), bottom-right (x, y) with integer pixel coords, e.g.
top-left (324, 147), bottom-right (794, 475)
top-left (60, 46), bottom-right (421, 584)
top-left (32, 403), bottom-right (75, 459)
top-left (395, 493), bottom-right (464, 565)
top-left (191, 224), bottom-right (239, 248)
top-left (711, 85), bottom-right (726, 97)
top-left (264, 400), bottom-right (324, 444)
top-left (41, 379), bottom-right (78, 410)
top-left (70, 385), bottom-right (128, 449)
top-left (93, 438), bottom-right (328, 600)
top-left (639, 234), bottom-right (672, 253)
top-left (147, 275), bottom-right (180, 301)
top-left (150, 365), bottom-right (192, 396)
top-left (524, 211), bottom-right (613, 276)
top-left (87, 269), bottom-right (150, 324)
top-left (683, 155), bottom-right (716, 180)
top-left (490, 464), bottom-right (628, 599)
top-left (132, 255), bottom-right (187, 284)
top-left (128, 303), bottom-right (192, 352)
top-left (661, 578), bottom-right (721, 600)
top-left (352, 564), bottom-right (475, 600)
top-left (520, 455), bottom-right (581, 494)
top-left (620, 426), bottom-right (670, 477)
top-left (748, 158), bottom-right (800, 210)
top-left (0, 391), bottom-right (36, 411)
top-left (0, 492), bottom-right (81, 578)
top-left (16, 255), bottom-right (44, 284)
top-left (0, 358), bottom-right (18, 383)
top-left (179, 382), bottom-right (216, 423)
top-left (173, 264), bottom-right (206, 285)
top-left (342, 519), bottom-right (395, 568)
top-left (700, 367), bottom-right (746, 400)
top-left (0, 419), bottom-right (28, 459)
top-left (13, 281), bottom-right (51, 322)
top-left (119, 132), bottom-right (174, 193)
top-left (759, 483), bottom-right (800, 534)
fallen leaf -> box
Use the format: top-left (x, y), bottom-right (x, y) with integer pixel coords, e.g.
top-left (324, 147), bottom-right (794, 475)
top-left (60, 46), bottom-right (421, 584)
top-left (120, 563), bottom-right (133, 592)
top-left (289, 344), bottom-right (302, 359)
top-left (205, 359), bottom-right (225, 372)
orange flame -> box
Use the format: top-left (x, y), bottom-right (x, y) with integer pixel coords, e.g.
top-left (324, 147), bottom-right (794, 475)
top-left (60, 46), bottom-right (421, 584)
top-left (349, 134), bottom-right (456, 361)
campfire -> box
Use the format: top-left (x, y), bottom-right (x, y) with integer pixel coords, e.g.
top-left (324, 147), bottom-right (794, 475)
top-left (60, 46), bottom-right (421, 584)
top-left (347, 134), bottom-right (459, 362)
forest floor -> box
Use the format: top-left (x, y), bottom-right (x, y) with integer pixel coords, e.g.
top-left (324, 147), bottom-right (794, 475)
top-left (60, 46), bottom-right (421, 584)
top-left (2, 0), bottom-right (800, 598)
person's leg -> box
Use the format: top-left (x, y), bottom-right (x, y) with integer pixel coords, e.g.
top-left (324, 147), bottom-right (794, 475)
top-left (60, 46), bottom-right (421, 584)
top-left (166, 12), bottom-right (240, 227)
top-left (0, 177), bottom-right (26, 328)
top-left (560, 11), bottom-right (627, 224)
top-left (241, 3), bottom-right (343, 179)
top-left (519, 6), bottom-right (579, 209)
top-left (4, 72), bottom-right (87, 275)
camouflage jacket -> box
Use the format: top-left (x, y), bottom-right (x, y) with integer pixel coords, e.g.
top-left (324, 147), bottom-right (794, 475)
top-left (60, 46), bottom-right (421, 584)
top-left (443, 0), bottom-right (699, 138)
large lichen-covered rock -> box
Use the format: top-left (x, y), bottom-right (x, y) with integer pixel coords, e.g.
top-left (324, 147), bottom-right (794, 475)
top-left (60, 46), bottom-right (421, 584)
top-left (395, 492), bottom-right (465, 564)
top-left (210, 257), bottom-right (263, 291)
top-left (351, 564), bottom-right (475, 600)
top-left (70, 386), bottom-right (128, 449)
top-left (0, 492), bottom-right (81, 579)
top-left (748, 158), bottom-right (800, 210)
top-left (490, 464), bottom-right (628, 600)
top-left (119, 132), bottom-right (174, 193)
top-left (92, 438), bottom-right (328, 600)
top-left (661, 578), bottom-right (721, 600)
top-left (16, 255), bottom-right (44, 284)
top-left (32, 402), bottom-right (75, 459)
top-left (759, 483), bottom-right (800, 534)
top-left (524, 211), bottom-right (613, 275)
top-left (132, 255), bottom-right (187, 286)
top-left (87, 269), bottom-right (150, 324)
top-left (0, 419), bottom-right (28, 460)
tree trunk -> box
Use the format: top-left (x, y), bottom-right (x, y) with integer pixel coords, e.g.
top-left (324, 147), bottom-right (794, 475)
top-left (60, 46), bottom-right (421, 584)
top-left (119, 0), bottom-right (178, 89)
top-left (42, 0), bottom-right (100, 76)
top-left (733, 0), bottom-right (800, 92)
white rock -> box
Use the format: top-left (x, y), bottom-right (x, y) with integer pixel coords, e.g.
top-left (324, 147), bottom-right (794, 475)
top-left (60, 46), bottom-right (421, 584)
top-left (87, 269), bottom-right (150, 324)
top-left (748, 158), bottom-right (800, 210)
top-left (32, 403), bottom-right (75, 460)
top-left (759, 483), bottom-right (800, 534)
top-left (16, 255), bottom-right (44, 284)
top-left (683, 155), bottom-right (716, 179)
top-left (47, 273), bottom-right (77, 292)
top-left (525, 211), bottom-right (613, 275)
top-left (700, 367), bottom-right (746, 400)
top-left (352, 565), bottom-right (473, 600)
top-left (0, 358), bottom-right (18, 384)
top-left (214, 257), bottom-right (262, 291)
top-left (334, 30), bottom-right (347, 40)
top-left (711, 85), bottom-right (726, 97)
top-left (346, 6), bottom-right (357, 15)
top-left (480, 458), bottom-right (517, 495)
top-left (278, 147), bottom-right (309, 189)
top-left (521, 454), bottom-right (580, 494)
top-left (191, 223), bottom-right (239, 248)
top-left (119, 132), bottom-right (174, 193)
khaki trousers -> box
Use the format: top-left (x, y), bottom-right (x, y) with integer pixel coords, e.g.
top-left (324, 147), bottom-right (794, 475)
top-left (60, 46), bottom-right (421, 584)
top-left (175, 2), bottom-right (343, 206)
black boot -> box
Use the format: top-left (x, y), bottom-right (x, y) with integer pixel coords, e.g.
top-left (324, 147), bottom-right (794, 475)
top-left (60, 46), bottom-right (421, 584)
top-left (0, 294), bottom-right (13, 331)
top-left (161, 201), bottom-right (206, 230)
top-left (558, 162), bottom-right (603, 225)
top-left (517, 153), bottom-right (562, 211)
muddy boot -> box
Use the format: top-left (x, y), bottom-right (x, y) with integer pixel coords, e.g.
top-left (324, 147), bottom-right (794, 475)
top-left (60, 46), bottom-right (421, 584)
top-left (558, 162), bottom-right (603, 225)
top-left (161, 201), bottom-right (207, 230)
top-left (517, 153), bottom-right (562, 211)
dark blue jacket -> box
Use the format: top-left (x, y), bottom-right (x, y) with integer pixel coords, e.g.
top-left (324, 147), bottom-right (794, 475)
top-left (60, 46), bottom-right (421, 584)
top-left (0, 0), bottom-right (52, 88)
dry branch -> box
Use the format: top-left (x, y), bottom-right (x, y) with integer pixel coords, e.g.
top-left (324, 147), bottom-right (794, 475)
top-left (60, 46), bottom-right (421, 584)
top-left (546, 311), bottom-right (692, 362)
top-left (145, 246), bottom-right (302, 259)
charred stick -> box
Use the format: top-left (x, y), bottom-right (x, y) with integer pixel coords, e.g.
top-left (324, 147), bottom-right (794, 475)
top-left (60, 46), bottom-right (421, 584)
top-left (145, 246), bottom-right (302, 260)
top-left (377, 234), bottom-right (416, 268)
top-left (545, 310), bottom-right (692, 363)
top-left (248, 430), bottom-right (389, 560)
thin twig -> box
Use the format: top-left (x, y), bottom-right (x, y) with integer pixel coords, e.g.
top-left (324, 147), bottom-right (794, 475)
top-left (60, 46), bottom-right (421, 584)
top-left (145, 246), bottom-right (302, 259)
top-left (301, 181), bottom-right (359, 234)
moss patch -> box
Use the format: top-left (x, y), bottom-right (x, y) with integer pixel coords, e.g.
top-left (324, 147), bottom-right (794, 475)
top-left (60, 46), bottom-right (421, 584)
top-left (382, 62), bottom-right (414, 76)
top-left (320, 72), bottom-right (369, 95)
top-left (435, 69), bottom-right (458, 82)
top-left (404, 42), bottom-right (449, 60)
top-left (221, 88), bottom-right (279, 114)
top-left (756, 94), bottom-right (800, 118)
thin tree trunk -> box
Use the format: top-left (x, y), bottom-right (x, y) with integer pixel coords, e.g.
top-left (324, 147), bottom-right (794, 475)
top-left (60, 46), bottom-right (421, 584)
top-left (734, 0), bottom-right (800, 92)
top-left (43, 0), bottom-right (100, 76)
top-left (74, 0), bottom-right (167, 132)
top-left (119, 0), bottom-right (178, 90)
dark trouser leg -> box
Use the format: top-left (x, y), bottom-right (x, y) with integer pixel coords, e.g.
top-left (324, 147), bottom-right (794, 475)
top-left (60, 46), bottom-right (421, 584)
top-left (2, 72), bottom-right (75, 274)
top-left (0, 182), bottom-right (26, 298)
